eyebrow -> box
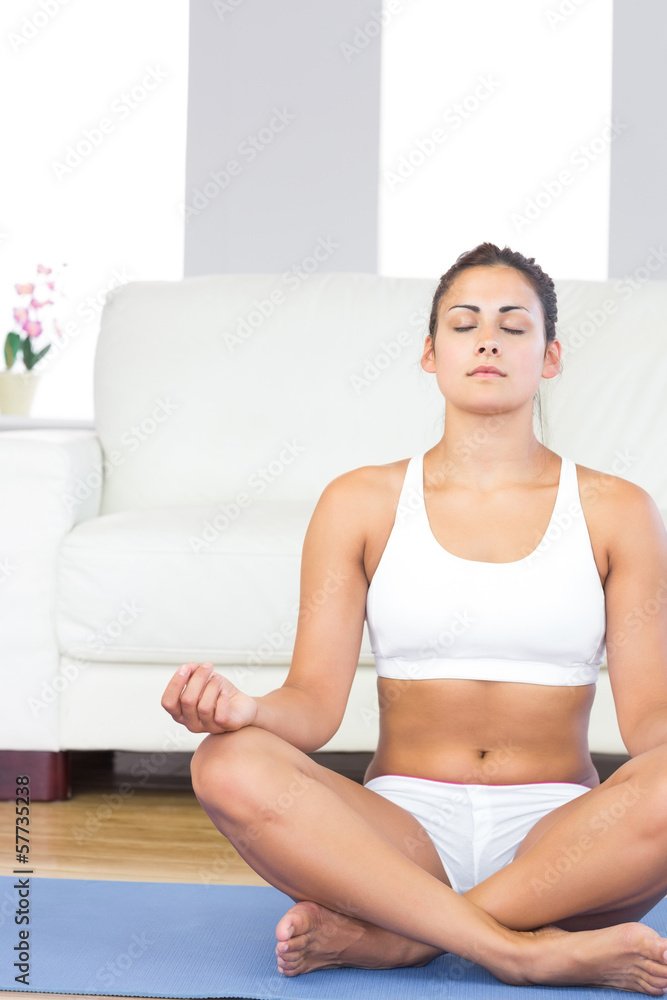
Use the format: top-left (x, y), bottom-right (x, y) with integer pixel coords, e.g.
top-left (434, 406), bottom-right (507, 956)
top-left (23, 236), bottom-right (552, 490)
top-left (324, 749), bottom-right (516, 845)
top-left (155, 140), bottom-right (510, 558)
top-left (447, 304), bottom-right (530, 314)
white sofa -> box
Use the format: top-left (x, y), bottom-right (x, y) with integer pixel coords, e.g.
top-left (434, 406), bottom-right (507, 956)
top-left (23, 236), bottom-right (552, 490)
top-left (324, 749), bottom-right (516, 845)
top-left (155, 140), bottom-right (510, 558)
top-left (2, 271), bottom-right (666, 768)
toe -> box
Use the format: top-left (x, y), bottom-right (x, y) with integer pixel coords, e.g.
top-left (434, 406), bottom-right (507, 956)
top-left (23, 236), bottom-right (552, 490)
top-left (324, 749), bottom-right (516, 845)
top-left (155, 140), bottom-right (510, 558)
top-left (281, 932), bottom-right (309, 953)
top-left (644, 958), bottom-right (667, 979)
top-left (278, 935), bottom-right (309, 965)
top-left (276, 901), bottom-right (319, 943)
top-left (645, 967), bottom-right (667, 990)
top-left (278, 955), bottom-right (303, 972)
top-left (275, 917), bottom-right (295, 943)
top-left (277, 951), bottom-right (300, 968)
top-left (642, 981), bottom-right (667, 997)
top-left (277, 955), bottom-right (303, 977)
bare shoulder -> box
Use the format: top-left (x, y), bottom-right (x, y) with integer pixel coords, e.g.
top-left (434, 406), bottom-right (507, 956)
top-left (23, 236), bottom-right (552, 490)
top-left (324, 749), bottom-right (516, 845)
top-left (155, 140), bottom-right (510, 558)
top-left (313, 458), bottom-right (411, 558)
top-left (575, 462), bottom-right (667, 565)
top-left (317, 457), bottom-right (410, 517)
top-left (324, 457), bottom-right (410, 496)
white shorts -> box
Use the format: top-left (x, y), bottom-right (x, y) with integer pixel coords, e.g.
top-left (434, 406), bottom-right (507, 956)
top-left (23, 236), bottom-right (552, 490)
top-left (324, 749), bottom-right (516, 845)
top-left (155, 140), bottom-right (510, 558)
top-left (364, 773), bottom-right (592, 894)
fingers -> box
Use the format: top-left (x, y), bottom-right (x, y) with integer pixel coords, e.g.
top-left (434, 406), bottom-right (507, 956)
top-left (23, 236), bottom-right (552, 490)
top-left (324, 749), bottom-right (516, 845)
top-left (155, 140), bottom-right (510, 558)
top-left (196, 672), bottom-right (227, 728)
top-left (178, 664), bottom-right (220, 731)
top-left (161, 662), bottom-right (216, 729)
top-left (196, 674), bottom-right (244, 732)
top-left (160, 663), bottom-right (246, 735)
top-left (160, 664), bottom-right (191, 720)
top-left (160, 662), bottom-right (201, 719)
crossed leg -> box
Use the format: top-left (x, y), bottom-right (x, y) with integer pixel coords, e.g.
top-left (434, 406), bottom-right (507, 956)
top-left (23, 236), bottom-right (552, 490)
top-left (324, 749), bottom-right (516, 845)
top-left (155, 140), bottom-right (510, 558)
top-left (191, 726), bottom-right (667, 993)
top-left (464, 744), bottom-right (667, 932)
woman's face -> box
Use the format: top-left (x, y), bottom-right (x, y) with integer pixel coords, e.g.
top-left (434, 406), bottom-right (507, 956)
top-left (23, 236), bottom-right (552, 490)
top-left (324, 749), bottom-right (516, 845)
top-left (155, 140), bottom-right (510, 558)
top-left (422, 265), bottom-right (561, 413)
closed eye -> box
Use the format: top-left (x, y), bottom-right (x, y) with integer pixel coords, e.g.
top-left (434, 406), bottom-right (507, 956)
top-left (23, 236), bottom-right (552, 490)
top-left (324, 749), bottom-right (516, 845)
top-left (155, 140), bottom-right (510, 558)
top-left (454, 326), bottom-right (524, 334)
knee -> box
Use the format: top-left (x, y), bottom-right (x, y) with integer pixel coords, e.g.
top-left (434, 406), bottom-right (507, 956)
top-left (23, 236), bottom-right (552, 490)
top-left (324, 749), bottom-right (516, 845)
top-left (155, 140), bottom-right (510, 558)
top-left (607, 752), bottom-right (667, 831)
top-left (189, 725), bottom-right (274, 811)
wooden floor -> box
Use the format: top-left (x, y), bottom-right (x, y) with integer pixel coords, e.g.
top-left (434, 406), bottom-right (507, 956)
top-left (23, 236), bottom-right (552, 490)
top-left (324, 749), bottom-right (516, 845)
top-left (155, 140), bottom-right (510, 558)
top-left (0, 785), bottom-right (269, 886)
top-left (0, 750), bottom-right (374, 884)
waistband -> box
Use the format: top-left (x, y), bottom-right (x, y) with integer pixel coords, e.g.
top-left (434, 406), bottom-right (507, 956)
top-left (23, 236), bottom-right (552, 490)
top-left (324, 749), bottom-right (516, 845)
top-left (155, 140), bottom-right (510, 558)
top-left (374, 655), bottom-right (599, 686)
top-left (364, 773), bottom-right (593, 791)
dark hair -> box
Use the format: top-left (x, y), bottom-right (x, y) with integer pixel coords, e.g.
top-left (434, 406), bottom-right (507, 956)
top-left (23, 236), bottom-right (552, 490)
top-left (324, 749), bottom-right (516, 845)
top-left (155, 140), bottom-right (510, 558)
top-left (427, 242), bottom-right (558, 353)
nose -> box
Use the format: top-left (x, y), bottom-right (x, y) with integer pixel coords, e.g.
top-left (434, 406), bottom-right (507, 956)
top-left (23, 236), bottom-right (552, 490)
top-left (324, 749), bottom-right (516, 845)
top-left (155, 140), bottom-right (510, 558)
top-left (474, 326), bottom-right (501, 354)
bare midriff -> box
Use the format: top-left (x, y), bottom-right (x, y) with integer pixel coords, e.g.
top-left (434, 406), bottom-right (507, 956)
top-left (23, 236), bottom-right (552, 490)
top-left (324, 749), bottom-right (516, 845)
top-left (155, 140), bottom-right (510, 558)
top-left (363, 677), bottom-right (601, 788)
top-left (361, 451), bottom-right (608, 791)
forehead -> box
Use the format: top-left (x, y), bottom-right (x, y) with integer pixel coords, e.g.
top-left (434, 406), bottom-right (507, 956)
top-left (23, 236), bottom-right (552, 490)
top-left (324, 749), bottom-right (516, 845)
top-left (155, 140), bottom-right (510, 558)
top-left (440, 266), bottom-right (539, 310)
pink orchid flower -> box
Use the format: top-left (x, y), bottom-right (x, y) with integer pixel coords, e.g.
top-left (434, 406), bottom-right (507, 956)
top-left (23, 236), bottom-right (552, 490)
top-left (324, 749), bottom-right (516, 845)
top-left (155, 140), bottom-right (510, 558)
top-left (15, 283), bottom-right (35, 295)
top-left (23, 320), bottom-right (42, 338)
top-left (36, 264), bottom-right (52, 274)
top-left (30, 298), bottom-right (53, 310)
top-left (13, 307), bottom-right (29, 326)
top-left (47, 282), bottom-right (55, 291)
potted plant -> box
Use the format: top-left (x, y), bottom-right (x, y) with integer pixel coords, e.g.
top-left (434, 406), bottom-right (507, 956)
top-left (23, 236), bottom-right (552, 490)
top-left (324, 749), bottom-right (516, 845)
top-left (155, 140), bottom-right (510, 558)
top-left (0, 264), bottom-right (64, 416)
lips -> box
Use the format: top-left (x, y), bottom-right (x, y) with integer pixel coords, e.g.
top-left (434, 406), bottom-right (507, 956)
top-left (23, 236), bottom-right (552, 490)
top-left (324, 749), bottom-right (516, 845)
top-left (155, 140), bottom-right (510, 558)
top-left (469, 366), bottom-right (505, 376)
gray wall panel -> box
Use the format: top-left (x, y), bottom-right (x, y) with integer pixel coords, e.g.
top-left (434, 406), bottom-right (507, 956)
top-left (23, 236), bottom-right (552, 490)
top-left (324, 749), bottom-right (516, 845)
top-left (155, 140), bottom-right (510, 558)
top-left (608, 0), bottom-right (667, 278)
top-left (184, 1), bottom-right (382, 275)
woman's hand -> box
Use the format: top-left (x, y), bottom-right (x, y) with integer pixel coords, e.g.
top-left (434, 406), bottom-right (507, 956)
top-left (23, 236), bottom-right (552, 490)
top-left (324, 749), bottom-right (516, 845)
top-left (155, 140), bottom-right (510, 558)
top-left (160, 662), bottom-right (258, 734)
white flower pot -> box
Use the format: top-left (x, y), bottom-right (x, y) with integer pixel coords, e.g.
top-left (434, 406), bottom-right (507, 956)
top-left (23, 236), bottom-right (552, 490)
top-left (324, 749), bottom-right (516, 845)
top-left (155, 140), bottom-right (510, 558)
top-left (0, 370), bottom-right (41, 415)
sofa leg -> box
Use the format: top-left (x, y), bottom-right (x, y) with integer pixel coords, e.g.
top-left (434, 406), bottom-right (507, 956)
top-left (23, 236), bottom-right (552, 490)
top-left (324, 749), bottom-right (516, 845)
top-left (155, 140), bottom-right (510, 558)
top-left (0, 751), bottom-right (70, 801)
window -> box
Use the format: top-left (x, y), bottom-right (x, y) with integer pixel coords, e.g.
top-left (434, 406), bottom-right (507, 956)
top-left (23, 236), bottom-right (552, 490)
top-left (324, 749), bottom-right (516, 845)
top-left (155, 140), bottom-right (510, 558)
top-left (378, 0), bottom-right (613, 280)
top-left (1, 0), bottom-right (189, 419)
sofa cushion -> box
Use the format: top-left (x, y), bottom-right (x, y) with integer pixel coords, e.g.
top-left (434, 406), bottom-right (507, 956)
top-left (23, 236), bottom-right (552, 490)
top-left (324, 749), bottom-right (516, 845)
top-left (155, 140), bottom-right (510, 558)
top-left (55, 501), bottom-right (376, 665)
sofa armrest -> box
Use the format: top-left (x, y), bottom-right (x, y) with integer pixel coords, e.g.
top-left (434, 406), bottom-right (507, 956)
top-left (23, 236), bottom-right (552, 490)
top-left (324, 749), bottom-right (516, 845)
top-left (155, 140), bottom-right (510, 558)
top-left (0, 429), bottom-right (104, 527)
top-left (0, 430), bottom-right (104, 750)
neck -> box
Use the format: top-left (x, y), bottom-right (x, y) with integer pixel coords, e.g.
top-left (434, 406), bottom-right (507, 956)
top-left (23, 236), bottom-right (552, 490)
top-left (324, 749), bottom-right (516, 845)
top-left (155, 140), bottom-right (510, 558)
top-left (428, 402), bottom-right (549, 492)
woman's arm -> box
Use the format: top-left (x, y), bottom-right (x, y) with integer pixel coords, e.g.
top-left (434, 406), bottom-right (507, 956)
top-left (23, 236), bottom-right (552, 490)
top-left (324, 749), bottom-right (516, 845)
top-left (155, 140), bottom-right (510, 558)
top-left (161, 469), bottom-right (372, 752)
top-left (603, 477), bottom-right (667, 757)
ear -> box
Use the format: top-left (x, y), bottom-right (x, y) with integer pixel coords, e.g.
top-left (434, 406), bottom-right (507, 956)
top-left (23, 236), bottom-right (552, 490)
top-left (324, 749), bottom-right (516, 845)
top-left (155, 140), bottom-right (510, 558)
top-left (541, 338), bottom-right (562, 381)
top-left (421, 334), bottom-right (437, 373)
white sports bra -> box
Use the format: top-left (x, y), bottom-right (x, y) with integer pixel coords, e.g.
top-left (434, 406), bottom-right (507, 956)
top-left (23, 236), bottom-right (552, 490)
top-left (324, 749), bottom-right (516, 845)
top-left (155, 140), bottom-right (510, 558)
top-left (365, 452), bottom-right (606, 686)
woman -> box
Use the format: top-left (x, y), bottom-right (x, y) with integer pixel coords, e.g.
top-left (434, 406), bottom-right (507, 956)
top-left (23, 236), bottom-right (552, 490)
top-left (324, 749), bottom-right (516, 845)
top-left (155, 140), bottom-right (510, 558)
top-left (161, 243), bottom-right (667, 993)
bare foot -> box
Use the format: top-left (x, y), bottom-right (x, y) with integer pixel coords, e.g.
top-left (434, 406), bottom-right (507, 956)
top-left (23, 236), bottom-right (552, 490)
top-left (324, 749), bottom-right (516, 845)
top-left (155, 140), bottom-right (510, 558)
top-left (501, 921), bottom-right (667, 995)
top-left (274, 900), bottom-right (442, 976)
top-left (275, 902), bottom-right (667, 994)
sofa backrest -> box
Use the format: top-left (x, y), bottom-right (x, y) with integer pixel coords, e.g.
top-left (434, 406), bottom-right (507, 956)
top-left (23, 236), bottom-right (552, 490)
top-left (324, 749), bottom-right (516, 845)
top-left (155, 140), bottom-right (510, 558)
top-left (94, 272), bottom-right (667, 517)
top-left (541, 278), bottom-right (667, 518)
top-left (94, 273), bottom-right (441, 514)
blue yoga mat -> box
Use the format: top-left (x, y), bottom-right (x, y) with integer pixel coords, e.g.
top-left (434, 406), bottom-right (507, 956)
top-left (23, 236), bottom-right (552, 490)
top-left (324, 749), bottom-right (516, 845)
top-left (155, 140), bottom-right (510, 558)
top-left (0, 876), bottom-right (665, 999)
